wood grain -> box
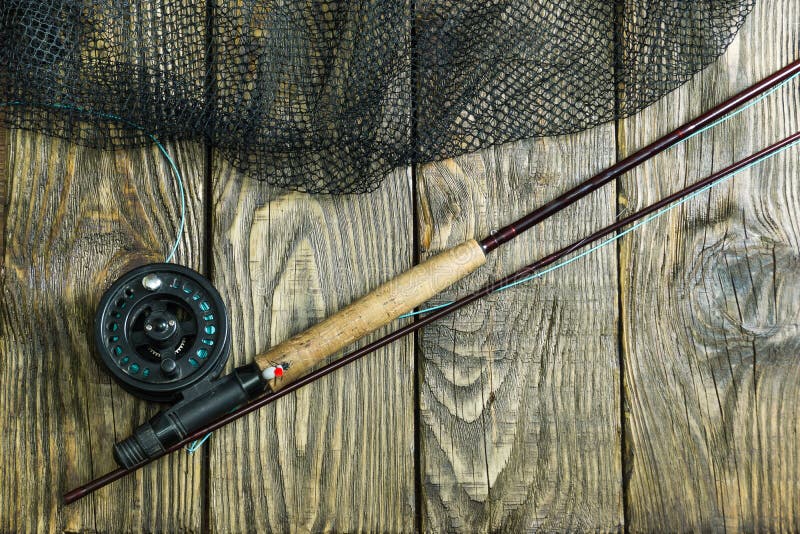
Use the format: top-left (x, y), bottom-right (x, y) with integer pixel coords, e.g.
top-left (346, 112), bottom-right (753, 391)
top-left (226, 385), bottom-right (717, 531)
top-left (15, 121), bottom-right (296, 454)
top-left (208, 163), bottom-right (416, 533)
top-left (257, 239), bottom-right (485, 389)
top-left (417, 128), bottom-right (622, 531)
top-left (0, 132), bottom-right (206, 532)
top-left (619, 1), bottom-right (800, 530)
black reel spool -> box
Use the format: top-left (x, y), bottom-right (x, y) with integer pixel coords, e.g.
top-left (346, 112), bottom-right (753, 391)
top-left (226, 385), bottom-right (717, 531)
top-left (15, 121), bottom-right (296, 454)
top-left (95, 263), bottom-right (230, 402)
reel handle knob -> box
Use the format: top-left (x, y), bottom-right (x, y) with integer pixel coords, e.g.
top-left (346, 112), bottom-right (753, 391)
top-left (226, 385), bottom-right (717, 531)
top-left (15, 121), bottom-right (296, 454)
top-left (160, 358), bottom-right (178, 377)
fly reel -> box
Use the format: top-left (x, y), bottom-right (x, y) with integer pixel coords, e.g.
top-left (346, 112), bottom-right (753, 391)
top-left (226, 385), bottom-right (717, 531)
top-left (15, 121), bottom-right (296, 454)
top-left (95, 264), bottom-right (265, 468)
top-left (95, 264), bottom-right (231, 402)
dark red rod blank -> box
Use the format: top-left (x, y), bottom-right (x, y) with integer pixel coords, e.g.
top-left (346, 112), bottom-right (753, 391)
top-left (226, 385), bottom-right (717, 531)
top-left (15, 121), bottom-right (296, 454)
top-left (478, 58), bottom-right (800, 253)
top-left (64, 129), bottom-right (800, 505)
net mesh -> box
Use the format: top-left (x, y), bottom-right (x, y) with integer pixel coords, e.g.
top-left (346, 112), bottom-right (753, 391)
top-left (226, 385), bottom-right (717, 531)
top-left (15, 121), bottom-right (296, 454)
top-left (0, 1), bottom-right (754, 193)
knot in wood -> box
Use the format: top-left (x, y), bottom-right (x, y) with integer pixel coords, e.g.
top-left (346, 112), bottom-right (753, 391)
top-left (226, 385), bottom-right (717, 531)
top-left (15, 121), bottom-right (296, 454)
top-left (680, 231), bottom-right (800, 353)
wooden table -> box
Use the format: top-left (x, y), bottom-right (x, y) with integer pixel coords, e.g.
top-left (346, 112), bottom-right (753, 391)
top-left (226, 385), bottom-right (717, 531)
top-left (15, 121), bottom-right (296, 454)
top-left (1, 2), bottom-right (798, 532)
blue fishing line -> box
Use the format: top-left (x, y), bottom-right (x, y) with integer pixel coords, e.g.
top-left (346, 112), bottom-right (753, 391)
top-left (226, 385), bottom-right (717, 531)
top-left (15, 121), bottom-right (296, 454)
top-left (401, 73), bottom-right (800, 319)
top-left (186, 432), bottom-right (213, 453)
top-left (0, 101), bottom-right (186, 263)
top-left (681, 71), bottom-right (799, 142)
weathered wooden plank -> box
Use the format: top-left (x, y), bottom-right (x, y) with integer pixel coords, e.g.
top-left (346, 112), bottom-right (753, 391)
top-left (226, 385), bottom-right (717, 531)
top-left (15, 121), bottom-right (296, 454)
top-left (0, 132), bottom-right (207, 532)
top-left (619, 1), bottom-right (800, 530)
top-left (208, 163), bottom-right (416, 533)
top-left (417, 128), bottom-right (622, 531)
top-left (0, 1), bottom-right (211, 531)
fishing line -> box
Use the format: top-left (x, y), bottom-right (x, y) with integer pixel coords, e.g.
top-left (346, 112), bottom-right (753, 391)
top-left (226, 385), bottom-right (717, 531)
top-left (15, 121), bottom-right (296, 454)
top-left (401, 72), bottom-right (800, 319)
top-left (0, 101), bottom-right (186, 263)
top-left (680, 71), bottom-right (799, 142)
top-left (186, 432), bottom-right (213, 453)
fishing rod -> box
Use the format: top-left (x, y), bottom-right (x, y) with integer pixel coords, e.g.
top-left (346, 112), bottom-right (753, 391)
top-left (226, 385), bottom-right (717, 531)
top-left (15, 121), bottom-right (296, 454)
top-left (65, 59), bottom-right (800, 503)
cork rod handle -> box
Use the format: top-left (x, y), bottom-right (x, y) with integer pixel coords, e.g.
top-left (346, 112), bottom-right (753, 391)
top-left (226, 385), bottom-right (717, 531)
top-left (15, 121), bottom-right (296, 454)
top-left (255, 239), bottom-right (487, 390)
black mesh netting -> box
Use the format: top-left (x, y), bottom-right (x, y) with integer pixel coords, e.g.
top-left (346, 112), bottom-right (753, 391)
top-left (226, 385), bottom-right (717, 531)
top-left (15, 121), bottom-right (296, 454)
top-left (0, 1), bottom-right (754, 193)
